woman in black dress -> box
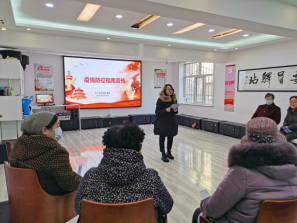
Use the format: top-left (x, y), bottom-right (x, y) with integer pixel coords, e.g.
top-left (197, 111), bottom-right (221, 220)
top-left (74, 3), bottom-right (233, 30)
top-left (154, 84), bottom-right (178, 162)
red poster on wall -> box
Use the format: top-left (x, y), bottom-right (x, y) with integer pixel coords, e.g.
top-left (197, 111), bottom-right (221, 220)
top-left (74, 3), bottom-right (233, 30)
top-left (224, 65), bottom-right (235, 112)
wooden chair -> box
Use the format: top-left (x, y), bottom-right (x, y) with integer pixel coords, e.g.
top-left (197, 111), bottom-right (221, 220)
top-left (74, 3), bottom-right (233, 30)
top-left (199, 199), bottom-right (297, 223)
top-left (78, 198), bottom-right (165, 223)
top-left (256, 199), bottom-right (297, 223)
top-left (4, 162), bottom-right (77, 223)
top-left (5, 141), bottom-right (16, 160)
top-left (199, 216), bottom-right (211, 223)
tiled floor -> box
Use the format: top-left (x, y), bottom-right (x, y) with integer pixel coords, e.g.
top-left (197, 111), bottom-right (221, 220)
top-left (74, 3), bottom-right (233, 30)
top-left (0, 125), bottom-right (240, 223)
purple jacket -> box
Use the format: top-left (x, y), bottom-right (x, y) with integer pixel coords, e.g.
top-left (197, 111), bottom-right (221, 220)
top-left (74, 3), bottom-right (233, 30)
top-left (200, 143), bottom-right (297, 223)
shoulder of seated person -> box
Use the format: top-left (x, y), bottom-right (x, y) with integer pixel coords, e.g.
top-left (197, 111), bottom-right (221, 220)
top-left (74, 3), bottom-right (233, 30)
top-left (83, 167), bottom-right (99, 178)
top-left (145, 168), bottom-right (160, 177)
top-left (48, 144), bottom-right (70, 158)
top-left (227, 165), bottom-right (247, 175)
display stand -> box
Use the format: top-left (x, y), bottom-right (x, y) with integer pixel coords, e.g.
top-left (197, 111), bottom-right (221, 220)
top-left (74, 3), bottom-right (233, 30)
top-left (0, 60), bottom-right (24, 141)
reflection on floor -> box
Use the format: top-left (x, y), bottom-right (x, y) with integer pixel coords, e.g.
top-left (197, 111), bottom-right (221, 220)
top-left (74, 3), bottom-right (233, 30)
top-left (0, 125), bottom-right (240, 223)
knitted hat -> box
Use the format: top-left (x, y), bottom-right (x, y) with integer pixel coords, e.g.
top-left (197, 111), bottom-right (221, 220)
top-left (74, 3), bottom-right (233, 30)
top-left (21, 112), bottom-right (56, 135)
top-left (241, 117), bottom-right (286, 143)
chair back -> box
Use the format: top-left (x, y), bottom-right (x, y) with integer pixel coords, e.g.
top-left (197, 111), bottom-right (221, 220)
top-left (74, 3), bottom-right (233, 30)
top-left (79, 198), bottom-right (158, 223)
top-left (4, 162), bottom-right (77, 223)
top-left (199, 216), bottom-right (212, 223)
top-left (5, 141), bottom-right (15, 160)
top-left (256, 199), bottom-right (297, 223)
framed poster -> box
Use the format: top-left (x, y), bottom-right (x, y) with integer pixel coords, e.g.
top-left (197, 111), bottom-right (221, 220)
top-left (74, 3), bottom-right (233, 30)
top-left (238, 65), bottom-right (297, 92)
top-left (154, 69), bottom-right (167, 88)
top-left (224, 65), bottom-right (235, 112)
top-left (34, 64), bottom-right (54, 91)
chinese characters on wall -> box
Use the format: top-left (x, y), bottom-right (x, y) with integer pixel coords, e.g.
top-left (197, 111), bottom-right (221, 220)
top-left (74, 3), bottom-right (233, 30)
top-left (238, 66), bottom-right (297, 91)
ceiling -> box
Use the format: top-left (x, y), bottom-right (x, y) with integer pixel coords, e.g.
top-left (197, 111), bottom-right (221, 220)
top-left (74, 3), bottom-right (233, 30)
top-left (262, 0), bottom-right (297, 7)
top-left (0, 0), bottom-right (296, 52)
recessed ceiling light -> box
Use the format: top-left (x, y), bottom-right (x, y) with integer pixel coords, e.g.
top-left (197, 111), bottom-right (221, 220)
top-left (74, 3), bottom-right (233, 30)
top-left (214, 49), bottom-right (217, 51)
top-left (27, 28), bottom-right (31, 31)
top-left (168, 44), bottom-right (171, 47)
top-left (235, 48), bottom-right (239, 50)
top-left (45, 3), bottom-right (54, 8)
top-left (167, 23), bottom-right (173, 27)
top-left (243, 34), bottom-right (249, 37)
top-left (107, 38), bottom-right (110, 40)
top-left (1, 27), bottom-right (6, 31)
top-left (116, 15), bottom-right (123, 19)
top-left (208, 29), bottom-right (215, 32)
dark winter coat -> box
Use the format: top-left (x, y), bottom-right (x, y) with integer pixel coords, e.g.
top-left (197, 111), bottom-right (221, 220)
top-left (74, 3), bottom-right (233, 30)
top-left (9, 134), bottom-right (82, 196)
top-left (74, 148), bottom-right (173, 221)
top-left (283, 107), bottom-right (297, 133)
top-left (200, 142), bottom-right (297, 223)
top-left (251, 103), bottom-right (281, 125)
top-left (154, 92), bottom-right (178, 137)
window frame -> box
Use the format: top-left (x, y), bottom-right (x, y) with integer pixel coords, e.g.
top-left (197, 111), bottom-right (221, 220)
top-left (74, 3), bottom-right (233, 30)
top-left (182, 62), bottom-right (215, 106)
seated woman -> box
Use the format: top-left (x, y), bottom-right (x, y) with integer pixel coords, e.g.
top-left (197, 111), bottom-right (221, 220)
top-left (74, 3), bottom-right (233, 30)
top-left (75, 124), bottom-right (173, 222)
top-left (9, 112), bottom-right (82, 196)
top-left (241, 116), bottom-right (286, 143)
top-left (251, 93), bottom-right (281, 124)
top-left (192, 117), bottom-right (297, 223)
top-left (281, 96), bottom-right (297, 142)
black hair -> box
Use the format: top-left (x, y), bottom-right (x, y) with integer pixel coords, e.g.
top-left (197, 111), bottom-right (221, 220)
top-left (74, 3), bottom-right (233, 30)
top-left (265, 93), bottom-right (274, 100)
top-left (290, 96), bottom-right (297, 101)
top-left (163, 84), bottom-right (175, 96)
top-left (46, 115), bottom-right (58, 130)
top-left (102, 123), bottom-right (145, 152)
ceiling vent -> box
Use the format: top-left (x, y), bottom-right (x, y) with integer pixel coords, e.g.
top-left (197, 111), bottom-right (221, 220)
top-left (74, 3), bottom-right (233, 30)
top-left (130, 15), bottom-right (160, 29)
top-left (210, 29), bottom-right (243, 39)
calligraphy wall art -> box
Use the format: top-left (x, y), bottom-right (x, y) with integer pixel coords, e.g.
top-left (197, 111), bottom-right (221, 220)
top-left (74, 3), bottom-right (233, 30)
top-left (238, 65), bottom-right (297, 92)
top-left (34, 64), bottom-right (54, 91)
top-left (224, 65), bottom-right (235, 112)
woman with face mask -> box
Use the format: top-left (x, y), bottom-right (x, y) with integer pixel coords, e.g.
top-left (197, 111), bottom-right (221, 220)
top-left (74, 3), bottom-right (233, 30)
top-left (251, 93), bottom-right (281, 125)
top-left (9, 112), bottom-right (82, 196)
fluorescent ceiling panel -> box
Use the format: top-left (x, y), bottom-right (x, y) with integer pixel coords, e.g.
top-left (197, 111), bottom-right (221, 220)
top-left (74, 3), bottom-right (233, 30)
top-left (173, 23), bottom-right (205, 34)
top-left (77, 4), bottom-right (100, 22)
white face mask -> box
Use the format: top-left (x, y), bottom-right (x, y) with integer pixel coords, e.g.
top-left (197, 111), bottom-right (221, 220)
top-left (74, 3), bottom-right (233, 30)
top-left (53, 127), bottom-right (62, 141)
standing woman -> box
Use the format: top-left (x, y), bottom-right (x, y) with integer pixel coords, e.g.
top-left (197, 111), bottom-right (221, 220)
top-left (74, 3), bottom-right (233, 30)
top-left (154, 84), bottom-right (178, 162)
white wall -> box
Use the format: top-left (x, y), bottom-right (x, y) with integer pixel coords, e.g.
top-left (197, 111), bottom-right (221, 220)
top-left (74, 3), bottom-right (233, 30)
top-left (24, 52), bottom-right (175, 117)
top-left (23, 39), bottom-right (297, 123)
top-left (1, 30), bottom-right (229, 63)
top-left (178, 40), bottom-right (297, 126)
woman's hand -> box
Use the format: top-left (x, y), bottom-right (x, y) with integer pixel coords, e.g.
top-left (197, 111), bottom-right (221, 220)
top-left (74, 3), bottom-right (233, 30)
top-left (173, 108), bottom-right (178, 113)
top-left (166, 107), bottom-right (171, 112)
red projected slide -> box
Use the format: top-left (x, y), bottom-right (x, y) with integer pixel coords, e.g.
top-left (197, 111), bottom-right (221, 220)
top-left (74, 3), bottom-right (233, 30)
top-left (63, 57), bottom-right (141, 109)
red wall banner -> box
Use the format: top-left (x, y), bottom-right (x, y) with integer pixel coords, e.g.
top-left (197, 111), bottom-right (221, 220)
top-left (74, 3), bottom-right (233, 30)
top-left (224, 65), bottom-right (235, 112)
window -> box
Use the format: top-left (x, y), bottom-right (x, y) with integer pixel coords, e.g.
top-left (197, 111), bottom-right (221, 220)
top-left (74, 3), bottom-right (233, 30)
top-left (183, 62), bottom-right (214, 105)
